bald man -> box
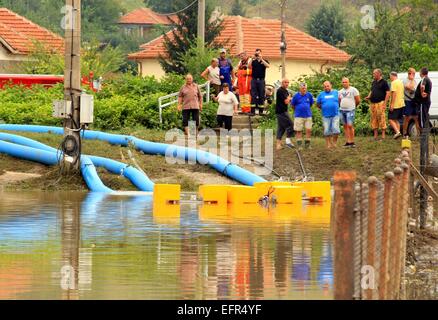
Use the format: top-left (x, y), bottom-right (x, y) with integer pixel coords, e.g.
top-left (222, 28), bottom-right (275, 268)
top-left (317, 81), bottom-right (340, 149)
top-left (275, 78), bottom-right (294, 150)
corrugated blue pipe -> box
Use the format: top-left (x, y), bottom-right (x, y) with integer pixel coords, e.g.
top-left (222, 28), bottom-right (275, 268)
top-left (0, 132), bottom-right (154, 192)
top-left (0, 124), bottom-right (267, 186)
top-left (0, 139), bottom-right (111, 192)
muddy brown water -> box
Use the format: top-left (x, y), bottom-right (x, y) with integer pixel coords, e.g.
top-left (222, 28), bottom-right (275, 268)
top-left (0, 191), bottom-right (333, 300)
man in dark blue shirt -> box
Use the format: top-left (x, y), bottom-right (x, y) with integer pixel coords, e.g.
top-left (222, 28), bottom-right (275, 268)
top-left (415, 67), bottom-right (433, 129)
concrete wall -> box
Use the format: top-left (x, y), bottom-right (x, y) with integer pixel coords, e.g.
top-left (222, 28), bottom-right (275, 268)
top-left (137, 57), bottom-right (344, 85)
top-left (0, 45), bottom-right (27, 73)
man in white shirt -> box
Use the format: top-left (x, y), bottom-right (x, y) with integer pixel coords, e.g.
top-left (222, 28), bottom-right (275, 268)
top-left (338, 77), bottom-right (361, 148)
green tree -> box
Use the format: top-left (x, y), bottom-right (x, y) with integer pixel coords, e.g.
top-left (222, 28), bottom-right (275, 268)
top-left (401, 41), bottom-right (438, 71)
top-left (231, 0), bottom-right (246, 16)
top-left (143, 0), bottom-right (175, 13)
top-left (182, 41), bottom-right (220, 84)
top-left (158, 0), bottom-right (224, 75)
top-left (305, 1), bottom-right (347, 46)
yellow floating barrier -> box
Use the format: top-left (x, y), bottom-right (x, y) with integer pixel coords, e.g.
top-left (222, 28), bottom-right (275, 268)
top-left (292, 181), bottom-right (331, 202)
top-left (153, 184), bottom-right (181, 205)
top-left (198, 185), bottom-right (228, 205)
top-left (199, 203), bottom-right (229, 222)
top-left (227, 185), bottom-right (259, 204)
top-left (153, 204), bottom-right (180, 224)
top-left (270, 186), bottom-right (303, 204)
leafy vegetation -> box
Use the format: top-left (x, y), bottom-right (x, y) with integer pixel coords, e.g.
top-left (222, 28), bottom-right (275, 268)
top-left (305, 1), bottom-right (347, 46)
top-left (158, 0), bottom-right (224, 74)
top-left (0, 74), bottom-right (218, 130)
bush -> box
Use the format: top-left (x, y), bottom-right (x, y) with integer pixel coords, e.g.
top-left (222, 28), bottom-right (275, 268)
top-left (0, 74), bottom-right (214, 131)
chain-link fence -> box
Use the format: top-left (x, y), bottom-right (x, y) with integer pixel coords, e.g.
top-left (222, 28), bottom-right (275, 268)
top-left (333, 150), bottom-right (412, 300)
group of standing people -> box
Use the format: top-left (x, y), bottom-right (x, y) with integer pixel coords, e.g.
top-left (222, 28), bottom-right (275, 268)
top-left (275, 67), bottom-right (432, 150)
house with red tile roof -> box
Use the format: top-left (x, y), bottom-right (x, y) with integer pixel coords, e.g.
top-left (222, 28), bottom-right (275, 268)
top-left (128, 16), bottom-right (351, 83)
top-left (0, 8), bottom-right (64, 73)
top-left (118, 7), bottom-right (177, 39)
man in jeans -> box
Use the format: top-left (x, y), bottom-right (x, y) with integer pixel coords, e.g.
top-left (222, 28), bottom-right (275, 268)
top-left (250, 48), bottom-right (270, 115)
top-left (275, 78), bottom-right (294, 150)
top-left (415, 67), bottom-right (433, 130)
top-left (317, 81), bottom-right (340, 149)
top-left (339, 77), bottom-right (360, 148)
top-left (365, 69), bottom-right (390, 141)
top-left (292, 82), bottom-right (314, 148)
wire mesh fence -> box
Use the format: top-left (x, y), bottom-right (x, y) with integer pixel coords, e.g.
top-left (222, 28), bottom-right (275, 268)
top-left (333, 150), bottom-right (412, 300)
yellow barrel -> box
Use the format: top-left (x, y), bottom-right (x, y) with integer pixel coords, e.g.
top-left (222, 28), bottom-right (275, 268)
top-left (292, 181), bottom-right (331, 202)
top-left (227, 185), bottom-right (259, 204)
top-left (153, 184), bottom-right (181, 205)
top-left (198, 185), bottom-right (228, 205)
top-left (270, 186), bottom-right (303, 204)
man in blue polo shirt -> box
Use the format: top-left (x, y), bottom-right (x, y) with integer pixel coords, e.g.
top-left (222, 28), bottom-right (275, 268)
top-left (317, 81), bottom-right (340, 149)
top-left (292, 82), bottom-right (314, 148)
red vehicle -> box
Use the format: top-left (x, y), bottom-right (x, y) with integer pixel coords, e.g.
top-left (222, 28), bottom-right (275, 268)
top-left (0, 73), bottom-right (98, 91)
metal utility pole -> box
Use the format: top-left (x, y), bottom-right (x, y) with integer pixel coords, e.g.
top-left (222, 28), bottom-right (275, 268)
top-left (280, 0), bottom-right (288, 79)
top-left (197, 0), bottom-right (206, 48)
top-left (64, 0), bottom-right (82, 170)
top-left (419, 124), bottom-right (430, 229)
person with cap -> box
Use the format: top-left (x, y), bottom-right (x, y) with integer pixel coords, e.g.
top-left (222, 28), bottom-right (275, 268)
top-left (201, 58), bottom-right (221, 97)
top-left (402, 68), bottom-right (419, 138)
top-left (275, 78), bottom-right (294, 150)
top-left (218, 48), bottom-right (234, 90)
top-left (235, 51), bottom-right (252, 113)
top-left (250, 48), bottom-right (270, 115)
top-left (291, 82), bottom-right (314, 148)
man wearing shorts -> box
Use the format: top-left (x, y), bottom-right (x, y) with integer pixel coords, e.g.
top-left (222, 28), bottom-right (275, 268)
top-left (339, 77), bottom-right (360, 148)
top-left (317, 81), bottom-right (340, 149)
top-left (365, 69), bottom-right (390, 141)
top-left (388, 71), bottom-right (405, 139)
top-left (178, 74), bottom-right (202, 136)
top-left (402, 68), bottom-right (419, 138)
top-left (292, 83), bottom-right (314, 148)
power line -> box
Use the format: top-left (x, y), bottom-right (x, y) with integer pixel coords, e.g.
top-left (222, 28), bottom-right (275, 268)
top-left (154, 0), bottom-right (199, 16)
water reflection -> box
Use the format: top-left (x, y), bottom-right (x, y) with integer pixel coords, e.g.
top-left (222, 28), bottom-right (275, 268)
top-left (0, 191), bottom-right (332, 300)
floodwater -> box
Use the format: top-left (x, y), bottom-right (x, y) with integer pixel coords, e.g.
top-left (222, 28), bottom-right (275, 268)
top-left (0, 191), bottom-right (333, 300)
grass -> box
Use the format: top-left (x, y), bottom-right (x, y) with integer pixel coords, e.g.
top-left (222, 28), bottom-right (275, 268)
top-left (0, 128), bottom-right (420, 191)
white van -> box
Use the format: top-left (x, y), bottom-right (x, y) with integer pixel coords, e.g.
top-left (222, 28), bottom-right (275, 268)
top-left (398, 71), bottom-right (437, 135)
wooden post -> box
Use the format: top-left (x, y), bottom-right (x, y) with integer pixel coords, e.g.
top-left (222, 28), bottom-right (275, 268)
top-left (64, 0), bottom-right (81, 170)
top-left (379, 172), bottom-right (394, 300)
top-left (389, 167), bottom-right (403, 299)
top-left (366, 176), bottom-right (378, 300)
top-left (197, 0), bottom-right (205, 48)
top-left (333, 171), bottom-right (357, 300)
top-left (280, 0), bottom-right (287, 79)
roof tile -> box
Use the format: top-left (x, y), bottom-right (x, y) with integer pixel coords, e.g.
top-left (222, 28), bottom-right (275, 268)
top-left (129, 16), bottom-right (350, 63)
top-left (0, 7), bottom-right (64, 55)
top-left (119, 8), bottom-right (176, 25)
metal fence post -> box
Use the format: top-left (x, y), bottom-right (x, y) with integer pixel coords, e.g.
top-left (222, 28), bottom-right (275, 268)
top-left (333, 171), bottom-right (357, 300)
